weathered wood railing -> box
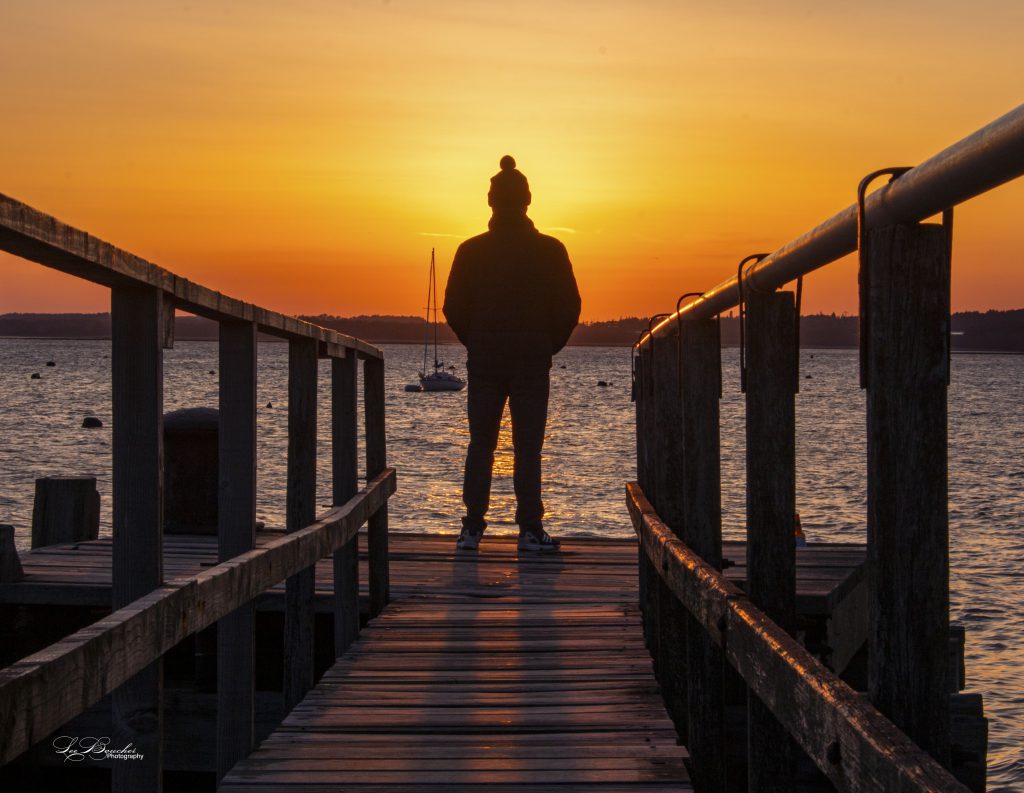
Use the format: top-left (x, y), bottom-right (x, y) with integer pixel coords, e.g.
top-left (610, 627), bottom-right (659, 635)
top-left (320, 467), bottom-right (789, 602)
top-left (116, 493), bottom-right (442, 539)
top-left (0, 195), bottom-right (395, 789)
top-left (631, 103), bottom-right (1024, 792)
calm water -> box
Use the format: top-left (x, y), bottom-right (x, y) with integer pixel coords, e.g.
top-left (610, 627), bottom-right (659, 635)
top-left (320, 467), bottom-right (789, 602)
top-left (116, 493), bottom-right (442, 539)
top-left (1, 339), bottom-right (1021, 788)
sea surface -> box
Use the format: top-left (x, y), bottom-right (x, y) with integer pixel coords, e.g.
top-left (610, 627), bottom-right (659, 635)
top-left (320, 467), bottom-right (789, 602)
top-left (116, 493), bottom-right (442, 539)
top-left (1, 338), bottom-right (1021, 789)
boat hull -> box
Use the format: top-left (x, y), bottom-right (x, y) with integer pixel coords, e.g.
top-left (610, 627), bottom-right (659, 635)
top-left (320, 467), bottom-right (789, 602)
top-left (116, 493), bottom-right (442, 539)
top-left (420, 373), bottom-right (466, 392)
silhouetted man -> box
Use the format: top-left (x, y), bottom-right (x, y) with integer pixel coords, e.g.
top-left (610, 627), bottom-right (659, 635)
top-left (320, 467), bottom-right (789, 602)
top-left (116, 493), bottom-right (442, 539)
top-left (444, 155), bottom-right (581, 553)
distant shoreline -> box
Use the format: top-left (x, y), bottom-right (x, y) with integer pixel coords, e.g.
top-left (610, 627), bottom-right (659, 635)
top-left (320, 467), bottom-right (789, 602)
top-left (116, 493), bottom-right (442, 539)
top-left (3, 336), bottom-right (1021, 355)
top-left (2, 310), bottom-right (1022, 352)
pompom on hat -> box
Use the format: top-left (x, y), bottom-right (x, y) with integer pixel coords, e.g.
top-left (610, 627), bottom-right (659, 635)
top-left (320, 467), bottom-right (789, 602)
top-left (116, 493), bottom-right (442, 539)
top-left (487, 155), bottom-right (531, 208)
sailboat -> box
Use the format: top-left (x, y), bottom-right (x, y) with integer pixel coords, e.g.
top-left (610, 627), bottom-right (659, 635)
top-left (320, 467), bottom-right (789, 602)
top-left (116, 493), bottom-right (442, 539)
top-left (418, 249), bottom-right (466, 392)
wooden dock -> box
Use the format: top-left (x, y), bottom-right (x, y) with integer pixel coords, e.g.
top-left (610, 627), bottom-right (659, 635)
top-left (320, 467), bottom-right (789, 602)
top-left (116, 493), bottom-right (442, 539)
top-left (203, 532), bottom-right (863, 792)
top-left (0, 532), bottom-right (863, 616)
top-left (0, 530), bottom-right (865, 789)
top-left (222, 535), bottom-right (689, 791)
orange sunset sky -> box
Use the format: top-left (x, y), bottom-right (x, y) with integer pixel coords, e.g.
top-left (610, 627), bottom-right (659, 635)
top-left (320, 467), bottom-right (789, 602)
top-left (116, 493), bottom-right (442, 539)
top-left (2, 1), bottom-right (1022, 321)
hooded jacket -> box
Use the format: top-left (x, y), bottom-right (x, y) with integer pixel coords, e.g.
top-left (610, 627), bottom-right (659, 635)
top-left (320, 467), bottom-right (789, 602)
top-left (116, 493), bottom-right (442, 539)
top-left (443, 214), bottom-right (581, 377)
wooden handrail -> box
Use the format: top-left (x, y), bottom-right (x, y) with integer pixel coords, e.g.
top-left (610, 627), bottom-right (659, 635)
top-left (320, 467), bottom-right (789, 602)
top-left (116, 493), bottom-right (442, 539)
top-left (0, 469), bottom-right (396, 767)
top-left (638, 102), bottom-right (1024, 344)
top-left (0, 193), bottom-right (382, 360)
top-left (626, 482), bottom-right (969, 793)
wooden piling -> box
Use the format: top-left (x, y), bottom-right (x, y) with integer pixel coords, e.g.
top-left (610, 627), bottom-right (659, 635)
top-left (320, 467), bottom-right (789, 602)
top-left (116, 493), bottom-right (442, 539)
top-left (364, 356), bottom-right (390, 618)
top-left (744, 288), bottom-right (797, 791)
top-left (650, 327), bottom-right (689, 739)
top-left (31, 476), bottom-right (100, 548)
top-left (284, 337), bottom-right (318, 712)
top-left (216, 319), bottom-right (258, 779)
top-left (332, 353), bottom-right (360, 655)
top-left (0, 525), bottom-right (24, 583)
top-left (111, 284), bottom-right (165, 793)
top-left (865, 222), bottom-right (952, 765)
top-left (634, 350), bottom-right (651, 640)
top-left (679, 316), bottom-right (727, 792)
top-left (638, 345), bottom-right (660, 656)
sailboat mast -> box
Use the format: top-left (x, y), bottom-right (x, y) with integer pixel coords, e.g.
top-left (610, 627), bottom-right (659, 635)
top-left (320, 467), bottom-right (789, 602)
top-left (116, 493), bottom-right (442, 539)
top-left (423, 249), bottom-right (433, 376)
top-left (432, 251), bottom-right (439, 369)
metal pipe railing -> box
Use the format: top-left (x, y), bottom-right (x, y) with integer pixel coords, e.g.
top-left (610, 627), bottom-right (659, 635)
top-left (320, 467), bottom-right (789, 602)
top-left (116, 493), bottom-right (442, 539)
top-left (643, 103), bottom-right (1024, 344)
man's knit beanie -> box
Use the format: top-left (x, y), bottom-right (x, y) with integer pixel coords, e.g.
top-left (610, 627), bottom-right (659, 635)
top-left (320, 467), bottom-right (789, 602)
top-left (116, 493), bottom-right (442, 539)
top-left (488, 155), bottom-right (531, 208)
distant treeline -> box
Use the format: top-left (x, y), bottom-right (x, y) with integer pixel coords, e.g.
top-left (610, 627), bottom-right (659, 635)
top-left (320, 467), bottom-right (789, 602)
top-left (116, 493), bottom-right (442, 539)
top-left (2, 310), bottom-right (1022, 352)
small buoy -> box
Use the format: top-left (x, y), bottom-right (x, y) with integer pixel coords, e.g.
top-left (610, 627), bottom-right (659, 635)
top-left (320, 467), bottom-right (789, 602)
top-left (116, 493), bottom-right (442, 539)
top-left (82, 416), bottom-right (103, 429)
top-left (46, 361), bottom-right (56, 367)
top-left (208, 370), bottom-right (215, 375)
top-left (597, 380), bottom-right (608, 387)
top-left (266, 401), bottom-right (273, 408)
top-left (810, 354), bottom-right (815, 359)
top-left (405, 384), bottom-right (423, 392)
top-left (31, 373), bottom-right (41, 379)
top-left (561, 365), bottom-right (567, 369)
top-left (805, 375), bottom-right (812, 379)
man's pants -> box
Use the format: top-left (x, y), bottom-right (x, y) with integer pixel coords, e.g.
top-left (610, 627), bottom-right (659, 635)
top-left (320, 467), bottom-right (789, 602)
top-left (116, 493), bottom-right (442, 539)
top-left (462, 373), bottom-right (550, 534)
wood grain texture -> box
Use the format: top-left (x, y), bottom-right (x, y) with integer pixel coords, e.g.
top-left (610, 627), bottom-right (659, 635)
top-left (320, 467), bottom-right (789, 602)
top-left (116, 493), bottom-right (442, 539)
top-left (627, 482), bottom-right (969, 793)
top-left (633, 352), bottom-right (650, 644)
top-left (0, 525), bottom-right (23, 583)
top-left (743, 288), bottom-right (798, 790)
top-left (285, 338), bottom-right (318, 713)
top-left (111, 284), bottom-right (165, 793)
top-left (649, 327), bottom-right (688, 739)
top-left (221, 534), bottom-right (693, 791)
top-left (363, 356), bottom-right (390, 618)
top-left (865, 222), bottom-right (952, 765)
top-left (30, 477), bottom-right (100, 549)
top-left (0, 470), bottom-right (395, 767)
top-left (679, 316), bottom-right (728, 792)
top-left (0, 193), bottom-right (382, 359)
top-left (217, 319), bottom-right (259, 778)
top-left (332, 354), bottom-right (360, 656)
top-left (637, 347), bottom-right (660, 657)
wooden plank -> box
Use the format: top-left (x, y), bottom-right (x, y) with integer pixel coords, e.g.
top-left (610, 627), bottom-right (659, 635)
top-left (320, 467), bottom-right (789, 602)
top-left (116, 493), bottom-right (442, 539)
top-left (627, 482), bottom-right (969, 793)
top-left (637, 345), bottom-right (659, 658)
top-left (0, 470), bottom-right (394, 767)
top-left (679, 315), bottom-right (728, 793)
top-left (30, 477), bottom-right (100, 549)
top-left (865, 222), bottom-right (952, 764)
top-left (221, 524), bottom-right (692, 792)
top-left (0, 525), bottom-right (24, 583)
top-left (364, 355), bottom-right (390, 617)
top-left (0, 535), bottom-right (862, 623)
top-left (110, 283), bottom-right (164, 793)
top-left (648, 325), bottom-right (689, 740)
top-left (284, 337), bottom-right (318, 712)
top-left (0, 192), bottom-right (382, 359)
top-left (332, 353), bottom-right (360, 656)
top-left (744, 288), bottom-right (798, 789)
top-left (217, 319), bottom-right (258, 778)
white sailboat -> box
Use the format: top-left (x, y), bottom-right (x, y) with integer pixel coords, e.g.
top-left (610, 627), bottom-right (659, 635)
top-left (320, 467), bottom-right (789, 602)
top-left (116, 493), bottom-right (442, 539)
top-left (419, 249), bottom-right (466, 392)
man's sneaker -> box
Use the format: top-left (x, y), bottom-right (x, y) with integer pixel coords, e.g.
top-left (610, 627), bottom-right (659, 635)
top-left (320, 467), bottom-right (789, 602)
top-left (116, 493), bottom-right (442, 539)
top-left (517, 530), bottom-right (561, 553)
top-left (456, 528), bottom-right (482, 551)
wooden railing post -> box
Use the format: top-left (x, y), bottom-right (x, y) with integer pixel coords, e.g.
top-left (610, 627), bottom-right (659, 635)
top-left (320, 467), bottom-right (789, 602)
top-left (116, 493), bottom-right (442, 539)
top-left (363, 355), bottom-right (389, 618)
top-left (31, 476), bottom-right (100, 548)
top-left (332, 352), bottom-right (360, 655)
top-left (637, 345), bottom-right (659, 654)
top-left (679, 316), bottom-right (727, 792)
top-left (744, 288), bottom-right (798, 790)
top-left (110, 284), bottom-right (164, 793)
top-left (216, 319), bottom-right (257, 779)
top-left (284, 337), bottom-right (318, 712)
top-left (650, 328), bottom-right (688, 740)
top-left (865, 221), bottom-right (951, 764)
top-left (633, 349), bottom-right (650, 640)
